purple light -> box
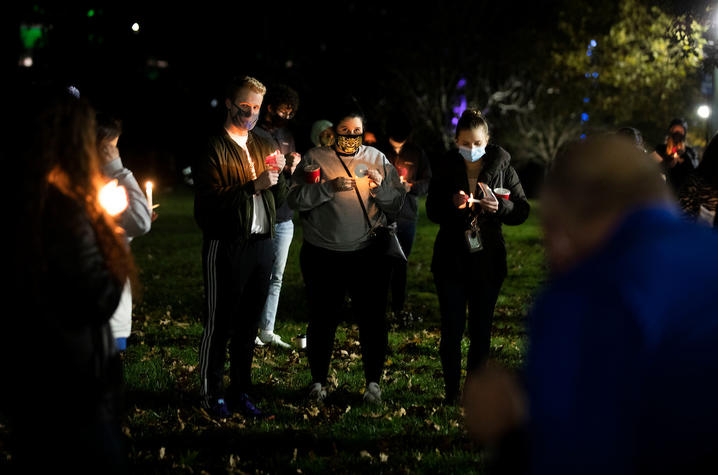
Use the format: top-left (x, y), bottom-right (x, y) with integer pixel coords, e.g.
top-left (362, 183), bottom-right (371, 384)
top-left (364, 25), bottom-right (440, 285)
top-left (457, 78), bottom-right (467, 89)
top-left (451, 117), bottom-right (459, 126)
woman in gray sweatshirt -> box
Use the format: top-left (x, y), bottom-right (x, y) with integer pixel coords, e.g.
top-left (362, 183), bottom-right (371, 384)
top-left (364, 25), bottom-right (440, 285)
top-left (288, 102), bottom-right (405, 404)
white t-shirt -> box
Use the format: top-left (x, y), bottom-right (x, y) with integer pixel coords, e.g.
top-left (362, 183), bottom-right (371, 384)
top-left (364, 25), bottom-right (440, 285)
top-left (226, 130), bottom-right (270, 234)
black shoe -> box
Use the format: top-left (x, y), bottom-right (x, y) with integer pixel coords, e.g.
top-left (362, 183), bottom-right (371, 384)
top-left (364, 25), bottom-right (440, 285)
top-left (234, 393), bottom-right (275, 420)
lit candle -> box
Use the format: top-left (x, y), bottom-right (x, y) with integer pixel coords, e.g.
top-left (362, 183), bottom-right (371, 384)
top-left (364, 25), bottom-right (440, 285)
top-left (467, 193), bottom-right (481, 204)
top-left (99, 179), bottom-right (128, 216)
top-left (145, 181), bottom-right (153, 210)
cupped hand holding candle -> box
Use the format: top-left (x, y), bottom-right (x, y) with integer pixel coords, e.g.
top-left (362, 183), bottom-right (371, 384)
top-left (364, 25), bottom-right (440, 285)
top-left (99, 179), bottom-right (129, 216)
top-left (453, 190), bottom-right (469, 209)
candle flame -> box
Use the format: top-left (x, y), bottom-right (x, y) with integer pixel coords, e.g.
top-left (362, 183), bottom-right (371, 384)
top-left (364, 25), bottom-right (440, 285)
top-left (99, 179), bottom-right (128, 216)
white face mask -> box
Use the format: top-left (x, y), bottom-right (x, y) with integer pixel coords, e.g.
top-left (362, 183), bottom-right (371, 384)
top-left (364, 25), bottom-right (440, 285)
top-left (459, 146), bottom-right (486, 162)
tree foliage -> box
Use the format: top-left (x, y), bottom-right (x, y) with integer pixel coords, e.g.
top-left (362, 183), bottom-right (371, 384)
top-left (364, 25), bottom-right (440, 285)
top-left (554, 0), bottom-right (706, 128)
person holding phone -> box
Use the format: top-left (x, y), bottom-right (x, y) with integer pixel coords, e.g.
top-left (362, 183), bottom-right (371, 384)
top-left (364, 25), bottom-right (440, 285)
top-left (654, 118), bottom-right (699, 191)
top-left (426, 109), bottom-right (530, 404)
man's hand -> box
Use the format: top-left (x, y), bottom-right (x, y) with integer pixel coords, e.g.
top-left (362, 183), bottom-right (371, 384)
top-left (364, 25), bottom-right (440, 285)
top-left (255, 169), bottom-right (280, 191)
top-left (288, 152), bottom-right (301, 174)
top-left (463, 363), bottom-right (527, 445)
top-left (331, 176), bottom-right (356, 192)
top-left (367, 169), bottom-right (383, 188)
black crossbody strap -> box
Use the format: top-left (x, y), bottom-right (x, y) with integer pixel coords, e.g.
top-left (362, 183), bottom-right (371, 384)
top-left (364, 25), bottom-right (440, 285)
top-left (334, 152), bottom-right (374, 230)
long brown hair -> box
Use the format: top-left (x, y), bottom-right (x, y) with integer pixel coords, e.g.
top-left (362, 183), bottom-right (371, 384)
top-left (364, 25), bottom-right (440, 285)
top-left (22, 88), bottom-right (136, 293)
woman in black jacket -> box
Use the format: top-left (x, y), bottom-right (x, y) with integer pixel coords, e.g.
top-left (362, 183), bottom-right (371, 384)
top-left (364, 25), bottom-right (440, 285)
top-left (4, 85), bottom-right (135, 473)
top-left (426, 109), bottom-right (530, 404)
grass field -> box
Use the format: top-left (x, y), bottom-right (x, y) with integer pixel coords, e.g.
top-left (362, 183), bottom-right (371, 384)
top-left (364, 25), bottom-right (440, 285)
top-left (16, 186), bottom-right (546, 473)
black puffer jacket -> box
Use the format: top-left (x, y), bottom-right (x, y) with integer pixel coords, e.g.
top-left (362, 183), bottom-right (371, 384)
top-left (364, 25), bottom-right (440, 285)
top-left (426, 145), bottom-right (530, 275)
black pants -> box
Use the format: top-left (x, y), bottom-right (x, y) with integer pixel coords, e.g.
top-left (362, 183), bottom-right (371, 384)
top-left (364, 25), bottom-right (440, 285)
top-left (198, 235), bottom-right (272, 407)
top-left (300, 241), bottom-right (391, 385)
top-left (434, 251), bottom-right (506, 400)
top-left (390, 218), bottom-right (417, 313)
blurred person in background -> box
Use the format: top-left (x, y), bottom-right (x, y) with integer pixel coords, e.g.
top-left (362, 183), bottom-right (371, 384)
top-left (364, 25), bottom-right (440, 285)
top-left (653, 118), bottom-right (699, 191)
top-left (677, 132), bottom-right (718, 227)
top-left (310, 119), bottom-right (334, 148)
top-left (97, 112), bottom-right (153, 352)
top-left (377, 111), bottom-right (432, 321)
top-left (464, 135), bottom-right (718, 474)
top-left (4, 84), bottom-right (134, 473)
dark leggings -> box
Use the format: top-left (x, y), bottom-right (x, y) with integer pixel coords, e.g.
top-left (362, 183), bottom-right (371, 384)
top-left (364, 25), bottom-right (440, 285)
top-left (300, 241), bottom-right (391, 384)
top-left (434, 262), bottom-right (505, 400)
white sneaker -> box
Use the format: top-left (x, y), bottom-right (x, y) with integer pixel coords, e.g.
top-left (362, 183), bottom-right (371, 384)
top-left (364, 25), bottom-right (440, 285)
top-left (254, 336), bottom-right (265, 347)
top-left (259, 331), bottom-right (291, 349)
top-left (308, 382), bottom-right (327, 402)
top-left (363, 382), bottom-right (382, 404)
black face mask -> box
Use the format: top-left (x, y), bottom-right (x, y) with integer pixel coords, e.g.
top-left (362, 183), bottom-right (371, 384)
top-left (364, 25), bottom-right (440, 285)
top-left (671, 131), bottom-right (686, 143)
top-left (269, 112), bottom-right (289, 128)
top-left (335, 133), bottom-right (363, 155)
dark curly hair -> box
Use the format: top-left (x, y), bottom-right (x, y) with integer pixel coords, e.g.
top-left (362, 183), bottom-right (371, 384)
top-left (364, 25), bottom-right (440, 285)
top-left (264, 84), bottom-right (300, 112)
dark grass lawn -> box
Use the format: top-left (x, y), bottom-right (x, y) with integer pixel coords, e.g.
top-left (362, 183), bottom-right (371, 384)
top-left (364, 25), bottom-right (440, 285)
top-left (5, 185), bottom-right (546, 474)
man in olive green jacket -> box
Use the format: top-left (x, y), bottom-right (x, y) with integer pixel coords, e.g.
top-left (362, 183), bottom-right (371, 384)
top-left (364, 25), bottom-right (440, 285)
top-left (193, 76), bottom-right (288, 419)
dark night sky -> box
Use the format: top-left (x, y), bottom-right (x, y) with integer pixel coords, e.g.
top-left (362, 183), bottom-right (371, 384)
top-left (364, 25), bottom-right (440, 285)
top-left (12, 1), bottom-right (707, 184)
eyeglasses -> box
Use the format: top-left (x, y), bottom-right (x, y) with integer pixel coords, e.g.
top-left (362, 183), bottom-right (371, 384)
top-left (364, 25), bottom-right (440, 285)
top-left (276, 107), bottom-right (295, 119)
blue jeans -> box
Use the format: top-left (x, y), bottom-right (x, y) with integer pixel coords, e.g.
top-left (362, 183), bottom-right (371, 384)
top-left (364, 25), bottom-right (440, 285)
top-left (259, 219), bottom-right (294, 332)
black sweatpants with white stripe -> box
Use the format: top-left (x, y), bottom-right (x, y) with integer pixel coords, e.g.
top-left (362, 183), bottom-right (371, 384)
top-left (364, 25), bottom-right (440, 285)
top-left (199, 236), bottom-right (272, 408)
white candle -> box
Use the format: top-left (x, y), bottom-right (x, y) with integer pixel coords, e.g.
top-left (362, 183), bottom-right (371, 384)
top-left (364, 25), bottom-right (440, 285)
top-left (467, 193), bottom-right (481, 204)
top-left (145, 181), bottom-right (153, 210)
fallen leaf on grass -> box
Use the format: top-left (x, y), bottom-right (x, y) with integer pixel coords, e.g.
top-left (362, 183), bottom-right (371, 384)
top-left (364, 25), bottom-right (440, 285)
top-left (159, 447), bottom-right (165, 460)
top-left (360, 450), bottom-right (373, 459)
top-left (380, 453), bottom-right (389, 463)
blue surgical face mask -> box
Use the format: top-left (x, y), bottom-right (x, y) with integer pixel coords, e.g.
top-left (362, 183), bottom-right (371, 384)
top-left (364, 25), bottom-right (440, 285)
top-left (459, 146), bottom-right (486, 162)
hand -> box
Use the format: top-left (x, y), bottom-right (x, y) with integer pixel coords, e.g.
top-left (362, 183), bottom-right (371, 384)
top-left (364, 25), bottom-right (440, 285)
top-left (478, 197), bottom-right (499, 214)
top-left (151, 211), bottom-right (159, 223)
top-left (403, 181), bottom-right (413, 193)
top-left (99, 141), bottom-right (119, 165)
top-left (275, 152), bottom-right (287, 171)
top-left (367, 169), bottom-right (383, 187)
top-left (453, 191), bottom-right (469, 209)
top-left (255, 169), bottom-right (280, 191)
top-left (332, 176), bottom-right (356, 192)
top-left (463, 363), bottom-right (527, 445)
top-left (288, 152), bottom-right (301, 174)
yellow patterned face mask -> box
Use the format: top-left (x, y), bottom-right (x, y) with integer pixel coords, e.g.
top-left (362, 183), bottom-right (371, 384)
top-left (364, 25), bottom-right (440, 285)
top-left (335, 134), bottom-right (363, 155)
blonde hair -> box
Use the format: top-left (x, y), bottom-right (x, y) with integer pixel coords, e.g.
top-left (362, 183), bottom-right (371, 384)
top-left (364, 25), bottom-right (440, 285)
top-left (225, 76), bottom-right (266, 100)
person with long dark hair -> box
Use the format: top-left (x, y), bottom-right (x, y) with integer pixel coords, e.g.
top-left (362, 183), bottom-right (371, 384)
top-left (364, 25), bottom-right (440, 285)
top-left (288, 99), bottom-right (405, 404)
top-left (4, 85), bottom-right (134, 473)
top-left (426, 109), bottom-right (529, 404)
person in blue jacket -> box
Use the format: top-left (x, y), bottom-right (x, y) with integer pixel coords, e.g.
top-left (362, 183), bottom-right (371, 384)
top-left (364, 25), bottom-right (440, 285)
top-left (464, 134), bottom-right (718, 474)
